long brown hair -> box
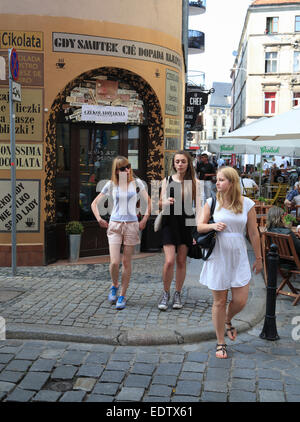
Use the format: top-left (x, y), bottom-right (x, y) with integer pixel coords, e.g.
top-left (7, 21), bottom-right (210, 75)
top-left (266, 206), bottom-right (285, 229)
top-left (111, 156), bottom-right (134, 185)
top-left (216, 166), bottom-right (243, 214)
top-left (172, 150), bottom-right (196, 200)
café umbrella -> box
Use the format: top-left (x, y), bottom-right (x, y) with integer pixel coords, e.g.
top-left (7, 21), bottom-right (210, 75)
top-left (221, 105), bottom-right (300, 141)
top-left (207, 138), bottom-right (300, 156)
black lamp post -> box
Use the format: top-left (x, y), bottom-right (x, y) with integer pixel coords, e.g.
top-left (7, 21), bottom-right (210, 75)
top-left (260, 243), bottom-right (280, 341)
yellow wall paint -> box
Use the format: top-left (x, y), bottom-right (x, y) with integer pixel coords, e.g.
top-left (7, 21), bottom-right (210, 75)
top-left (0, 12), bottom-right (185, 250)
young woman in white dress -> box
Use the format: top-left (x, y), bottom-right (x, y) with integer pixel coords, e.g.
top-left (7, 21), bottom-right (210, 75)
top-left (197, 167), bottom-right (262, 359)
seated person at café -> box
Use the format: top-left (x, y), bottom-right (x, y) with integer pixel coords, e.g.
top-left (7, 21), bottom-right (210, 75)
top-left (239, 172), bottom-right (258, 195)
top-left (266, 206), bottom-right (300, 261)
top-left (284, 184), bottom-right (300, 208)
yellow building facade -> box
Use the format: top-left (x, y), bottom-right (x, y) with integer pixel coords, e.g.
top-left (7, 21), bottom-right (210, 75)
top-left (0, 0), bottom-right (185, 265)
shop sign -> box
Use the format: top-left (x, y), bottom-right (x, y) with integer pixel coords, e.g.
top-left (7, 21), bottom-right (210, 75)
top-left (0, 88), bottom-right (43, 141)
top-left (260, 146), bottom-right (280, 154)
top-left (165, 117), bottom-right (181, 137)
top-left (165, 69), bottom-right (180, 116)
top-left (0, 31), bottom-right (43, 51)
top-left (0, 52), bottom-right (44, 86)
top-left (81, 105), bottom-right (128, 123)
top-left (221, 145), bottom-right (234, 152)
top-left (184, 89), bottom-right (208, 130)
top-left (0, 143), bottom-right (43, 170)
top-left (52, 32), bottom-right (182, 71)
top-left (0, 179), bottom-right (40, 232)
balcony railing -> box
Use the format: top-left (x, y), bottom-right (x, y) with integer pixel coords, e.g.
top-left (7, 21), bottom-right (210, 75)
top-left (188, 30), bottom-right (205, 54)
top-left (189, 0), bottom-right (206, 15)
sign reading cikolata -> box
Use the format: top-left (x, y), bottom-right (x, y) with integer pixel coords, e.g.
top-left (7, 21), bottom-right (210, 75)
top-left (52, 33), bottom-right (182, 71)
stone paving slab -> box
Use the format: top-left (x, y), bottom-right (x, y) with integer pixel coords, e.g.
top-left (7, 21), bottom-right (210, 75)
top-left (0, 307), bottom-right (299, 403)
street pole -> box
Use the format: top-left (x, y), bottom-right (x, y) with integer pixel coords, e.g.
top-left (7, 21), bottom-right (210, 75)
top-left (260, 243), bottom-right (280, 341)
top-left (9, 48), bottom-right (17, 276)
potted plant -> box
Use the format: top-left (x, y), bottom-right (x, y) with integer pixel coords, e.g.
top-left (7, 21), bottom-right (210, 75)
top-left (282, 213), bottom-right (297, 229)
top-left (258, 196), bottom-right (268, 203)
top-left (65, 221), bottom-right (84, 262)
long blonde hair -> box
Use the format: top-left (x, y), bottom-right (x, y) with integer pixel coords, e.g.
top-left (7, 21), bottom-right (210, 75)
top-left (216, 166), bottom-right (243, 214)
top-left (111, 156), bottom-right (134, 185)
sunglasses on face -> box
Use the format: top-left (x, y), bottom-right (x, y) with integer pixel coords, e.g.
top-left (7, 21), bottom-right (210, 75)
top-left (118, 164), bottom-right (131, 172)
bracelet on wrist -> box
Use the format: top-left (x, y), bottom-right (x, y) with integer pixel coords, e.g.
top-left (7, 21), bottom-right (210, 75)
top-left (255, 257), bottom-right (262, 260)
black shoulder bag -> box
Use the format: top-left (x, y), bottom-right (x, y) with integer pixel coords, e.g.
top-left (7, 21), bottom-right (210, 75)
top-left (189, 196), bottom-right (217, 261)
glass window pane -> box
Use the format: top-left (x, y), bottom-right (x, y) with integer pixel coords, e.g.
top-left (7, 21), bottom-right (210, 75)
top-left (294, 51), bottom-right (300, 72)
top-left (56, 123), bottom-right (70, 171)
top-left (79, 128), bottom-right (120, 221)
top-left (128, 126), bottom-right (140, 170)
top-left (295, 16), bottom-right (300, 32)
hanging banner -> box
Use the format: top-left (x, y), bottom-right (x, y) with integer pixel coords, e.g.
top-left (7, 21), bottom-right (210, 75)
top-left (81, 105), bottom-right (128, 123)
top-left (184, 88), bottom-right (208, 130)
top-left (0, 179), bottom-right (40, 232)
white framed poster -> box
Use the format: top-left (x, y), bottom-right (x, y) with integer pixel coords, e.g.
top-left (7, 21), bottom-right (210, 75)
top-left (0, 179), bottom-right (40, 232)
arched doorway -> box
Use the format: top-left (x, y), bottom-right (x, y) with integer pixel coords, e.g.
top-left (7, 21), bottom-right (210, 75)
top-left (44, 67), bottom-right (163, 263)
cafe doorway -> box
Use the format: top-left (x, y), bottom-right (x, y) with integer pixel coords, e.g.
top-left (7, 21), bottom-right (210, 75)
top-left (44, 67), bottom-right (163, 264)
top-left (53, 122), bottom-right (148, 260)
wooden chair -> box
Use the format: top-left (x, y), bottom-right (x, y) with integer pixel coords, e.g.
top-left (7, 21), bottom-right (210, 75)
top-left (262, 231), bottom-right (300, 305)
top-left (265, 184), bottom-right (289, 206)
top-left (245, 187), bottom-right (256, 199)
top-left (295, 205), bottom-right (300, 222)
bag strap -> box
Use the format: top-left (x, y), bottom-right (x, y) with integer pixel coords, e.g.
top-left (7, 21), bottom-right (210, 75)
top-left (202, 196), bottom-right (216, 261)
top-left (210, 195), bottom-right (216, 216)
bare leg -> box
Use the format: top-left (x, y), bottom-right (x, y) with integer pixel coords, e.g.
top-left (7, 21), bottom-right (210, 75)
top-left (162, 244), bottom-right (176, 292)
top-left (175, 244), bottom-right (188, 292)
top-left (225, 284), bottom-right (250, 340)
top-left (212, 289), bottom-right (228, 357)
top-left (109, 243), bottom-right (121, 288)
top-left (120, 245), bottom-right (135, 297)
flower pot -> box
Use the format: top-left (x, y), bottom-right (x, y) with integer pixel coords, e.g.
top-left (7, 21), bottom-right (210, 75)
top-left (69, 234), bottom-right (81, 262)
top-left (284, 222), bottom-right (292, 229)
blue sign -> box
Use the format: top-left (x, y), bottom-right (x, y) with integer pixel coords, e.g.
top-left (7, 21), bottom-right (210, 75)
top-left (10, 48), bottom-right (19, 82)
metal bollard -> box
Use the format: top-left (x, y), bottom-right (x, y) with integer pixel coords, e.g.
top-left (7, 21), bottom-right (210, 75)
top-left (260, 243), bottom-right (280, 341)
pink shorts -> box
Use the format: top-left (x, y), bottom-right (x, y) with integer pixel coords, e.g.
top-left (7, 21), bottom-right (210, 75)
top-left (107, 221), bottom-right (140, 246)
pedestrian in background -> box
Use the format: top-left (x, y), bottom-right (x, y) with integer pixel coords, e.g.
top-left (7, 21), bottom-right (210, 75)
top-left (197, 166), bottom-right (262, 359)
top-left (158, 150), bottom-right (203, 311)
top-left (196, 153), bottom-right (216, 202)
top-left (91, 156), bottom-right (150, 310)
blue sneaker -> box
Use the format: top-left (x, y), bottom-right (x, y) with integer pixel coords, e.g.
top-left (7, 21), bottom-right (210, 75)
top-left (108, 286), bottom-right (118, 304)
top-left (116, 296), bottom-right (126, 310)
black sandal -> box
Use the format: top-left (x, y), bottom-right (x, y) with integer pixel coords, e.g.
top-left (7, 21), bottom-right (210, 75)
top-left (225, 321), bottom-right (237, 341)
top-left (216, 343), bottom-right (227, 359)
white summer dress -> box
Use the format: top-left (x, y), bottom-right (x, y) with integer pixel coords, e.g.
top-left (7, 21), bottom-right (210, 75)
top-left (199, 196), bottom-right (255, 290)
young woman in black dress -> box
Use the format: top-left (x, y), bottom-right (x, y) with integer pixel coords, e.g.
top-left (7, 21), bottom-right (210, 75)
top-left (158, 150), bottom-right (203, 310)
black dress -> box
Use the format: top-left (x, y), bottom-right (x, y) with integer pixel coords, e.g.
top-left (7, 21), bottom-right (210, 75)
top-left (161, 176), bottom-right (194, 248)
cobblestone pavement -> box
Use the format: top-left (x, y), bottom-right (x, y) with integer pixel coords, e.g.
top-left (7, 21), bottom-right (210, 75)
top-left (0, 249), bottom-right (299, 403)
top-left (0, 250), bottom-right (264, 346)
top-left (0, 298), bottom-right (299, 403)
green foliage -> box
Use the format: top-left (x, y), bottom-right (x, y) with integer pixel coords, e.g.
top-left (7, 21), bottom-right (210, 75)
top-left (65, 221), bottom-right (84, 235)
top-left (283, 213), bottom-right (297, 225)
